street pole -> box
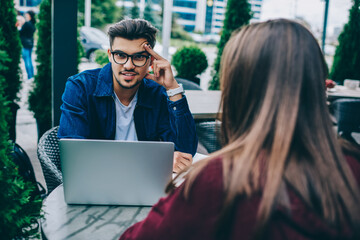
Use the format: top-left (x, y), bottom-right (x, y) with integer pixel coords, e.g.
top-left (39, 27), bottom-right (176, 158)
top-left (322, 0), bottom-right (330, 53)
top-left (162, 0), bottom-right (173, 60)
top-left (85, 0), bottom-right (91, 27)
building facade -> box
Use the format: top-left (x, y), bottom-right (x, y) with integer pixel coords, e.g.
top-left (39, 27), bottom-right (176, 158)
top-left (173, 0), bottom-right (263, 34)
top-left (118, 0), bottom-right (263, 34)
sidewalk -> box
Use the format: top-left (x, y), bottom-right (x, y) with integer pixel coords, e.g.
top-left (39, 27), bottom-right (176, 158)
top-left (16, 67), bottom-right (46, 190)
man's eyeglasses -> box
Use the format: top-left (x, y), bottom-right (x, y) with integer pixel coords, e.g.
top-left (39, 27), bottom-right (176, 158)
top-left (111, 51), bottom-right (150, 67)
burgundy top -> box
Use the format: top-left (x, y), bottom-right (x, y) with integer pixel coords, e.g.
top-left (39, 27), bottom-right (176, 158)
top-left (120, 155), bottom-right (360, 240)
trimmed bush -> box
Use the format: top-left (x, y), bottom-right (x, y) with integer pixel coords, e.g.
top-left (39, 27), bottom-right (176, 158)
top-left (95, 49), bottom-right (109, 67)
top-left (29, 0), bottom-right (52, 138)
top-left (29, 0), bottom-right (81, 138)
top-left (208, 0), bottom-right (252, 90)
top-left (0, 0), bottom-right (22, 140)
top-left (131, 0), bottom-right (140, 19)
top-left (0, 49), bottom-right (42, 240)
top-left (144, 0), bottom-right (162, 31)
top-left (171, 45), bottom-right (208, 84)
top-left (0, 0), bottom-right (22, 103)
top-left (330, 0), bottom-right (360, 84)
top-left (78, 0), bottom-right (121, 29)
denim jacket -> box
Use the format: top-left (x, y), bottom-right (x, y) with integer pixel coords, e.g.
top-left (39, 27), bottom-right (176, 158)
top-left (58, 63), bottom-right (198, 156)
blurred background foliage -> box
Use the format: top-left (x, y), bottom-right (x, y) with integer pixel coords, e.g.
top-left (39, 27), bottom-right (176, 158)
top-left (330, 0), bottom-right (360, 85)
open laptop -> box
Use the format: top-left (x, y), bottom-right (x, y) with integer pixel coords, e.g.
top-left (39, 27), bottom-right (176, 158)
top-left (59, 139), bottom-right (174, 206)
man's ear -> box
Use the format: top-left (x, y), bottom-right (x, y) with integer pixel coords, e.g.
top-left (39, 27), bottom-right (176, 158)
top-left (107, 49), bottom-right (112, 61)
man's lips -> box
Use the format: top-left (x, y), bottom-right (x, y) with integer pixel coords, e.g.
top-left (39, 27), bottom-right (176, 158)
top-left (120, 72), bottom-right (138, 81)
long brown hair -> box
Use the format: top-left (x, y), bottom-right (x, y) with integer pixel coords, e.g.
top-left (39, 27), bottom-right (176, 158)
top-left (173, 19), bottom-right (360, 237)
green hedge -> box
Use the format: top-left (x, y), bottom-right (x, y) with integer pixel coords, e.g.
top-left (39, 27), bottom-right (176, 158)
top-left (29, 0), bottom-right (52, 137)
top-left (0, 49), bottom-right (42, 240)
top-left (0, 0), bottom-right (22, 138)
top-left (330, 0), bottom-right (360, 84)
top-left (171, 45), bottom-right (208, 84)
top-left (95, 49), bottom-right (109, 67)
top-left (208, 0), bottom-right (251, 90)
top-left (0, 0), bottom-right (22, 102)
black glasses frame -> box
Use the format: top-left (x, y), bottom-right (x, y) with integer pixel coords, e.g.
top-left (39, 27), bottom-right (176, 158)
top-left (111, 51), bottom-right (151, 67)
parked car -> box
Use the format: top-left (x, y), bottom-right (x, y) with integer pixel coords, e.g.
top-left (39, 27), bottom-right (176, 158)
top-left (80, 26), bottom-right (109, 62)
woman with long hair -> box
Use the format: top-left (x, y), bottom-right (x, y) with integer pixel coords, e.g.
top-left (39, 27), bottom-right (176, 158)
top-left (120, 19), bottom-right (360, 239)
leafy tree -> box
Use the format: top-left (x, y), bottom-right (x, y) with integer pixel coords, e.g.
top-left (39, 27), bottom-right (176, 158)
top-left (0, 0), bottom-right (22, 102)
top-left (29, 0), bottom-right (81, 138)
top-left (121, 3), bottom-right (127, 18)
top-left (172, 45), bottom-right (208, 84)
top-left (330, 0), bottom-right (360, 85)
top-left (0, 0), bottom-right (22, 138)
top-left (171, 13), bottom-right (192, 41)
top-left (94, 49), bottom-right (109, 67)
top-left (131, 0), bottom-right (140, 19)
top-left (208, 0), bottom-right (252, 90)
top-left (144, 0), bottom-right (155, 23)
top-left (28, 0), bottom-right (52, 138)
top-left (144, 0), bottom-right (162, 31)
top-left (78, 0), bottom-right (121, 29)
top-left (0, 48), bottom-right (42, 240)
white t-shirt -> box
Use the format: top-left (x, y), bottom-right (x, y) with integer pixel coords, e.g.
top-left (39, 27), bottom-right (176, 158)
top-left (114, 91), bottom-right (138, 141)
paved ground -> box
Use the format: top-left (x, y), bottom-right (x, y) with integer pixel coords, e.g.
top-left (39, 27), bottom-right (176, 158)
top-left (16, 64), bottom-right (45, 189)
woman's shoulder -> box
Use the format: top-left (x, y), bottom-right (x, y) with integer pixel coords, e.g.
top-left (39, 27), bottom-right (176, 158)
top-left (194, 157), bottom-right (223, 184)
top-left (179, 157), bottom-right (224, 202)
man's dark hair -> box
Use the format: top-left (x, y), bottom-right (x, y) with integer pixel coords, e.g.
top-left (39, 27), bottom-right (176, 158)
top-left (108, 19), bottom-right (158, 49)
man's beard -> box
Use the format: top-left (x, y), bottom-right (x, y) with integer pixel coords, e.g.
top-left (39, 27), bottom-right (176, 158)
top-left (114, 72), bottom-right (142, 89)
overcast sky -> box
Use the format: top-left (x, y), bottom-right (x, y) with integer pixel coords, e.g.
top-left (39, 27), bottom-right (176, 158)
top-left (260, 0), bottom-right (352, 35)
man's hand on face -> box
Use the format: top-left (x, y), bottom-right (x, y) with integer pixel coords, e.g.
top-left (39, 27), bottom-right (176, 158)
top-left (143, 44), bottom-right (182, 101)
top-left (173, 151), bottom-right (193, 173)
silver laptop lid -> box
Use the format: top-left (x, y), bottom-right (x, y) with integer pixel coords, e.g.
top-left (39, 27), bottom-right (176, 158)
top-left (59, 139), bottom-right (174, 206)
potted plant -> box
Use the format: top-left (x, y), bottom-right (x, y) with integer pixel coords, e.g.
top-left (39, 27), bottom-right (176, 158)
top-left (0, 0), bottom-right (23, 141)
top-left (171, 45), bottom-right (208, 85)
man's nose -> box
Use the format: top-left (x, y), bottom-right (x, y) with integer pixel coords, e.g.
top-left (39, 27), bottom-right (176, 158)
top-left (124, 57), bottom-right (135, 70)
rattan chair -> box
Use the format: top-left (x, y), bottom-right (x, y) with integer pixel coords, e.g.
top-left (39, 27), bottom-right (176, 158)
top-left (332, 98), bottom-right (360, 144)
top-left (37, 126), bottom-right (62, 195)
top-left (195, 120), bottom-right (222, 153)
top-left (175, 77), bottom-right (202, 90)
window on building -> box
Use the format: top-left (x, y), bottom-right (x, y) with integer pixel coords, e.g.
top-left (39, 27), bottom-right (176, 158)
top-left (19, 0), bottom-right (42, 6)
top-left (173, 0), bottom-right (197, 9)
top-left (175, 12), bottom-right (196, 21)
top-left (184, 25), bottom-right (195, 32)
